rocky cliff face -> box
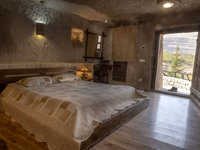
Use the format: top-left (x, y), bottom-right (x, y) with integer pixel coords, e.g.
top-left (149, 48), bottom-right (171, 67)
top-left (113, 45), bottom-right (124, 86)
top-left (163, 32), bottom-right (198, 54)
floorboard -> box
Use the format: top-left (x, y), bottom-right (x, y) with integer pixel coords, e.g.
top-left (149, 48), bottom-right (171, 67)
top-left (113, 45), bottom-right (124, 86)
top-left (91, 92), bottom-right (200, 150)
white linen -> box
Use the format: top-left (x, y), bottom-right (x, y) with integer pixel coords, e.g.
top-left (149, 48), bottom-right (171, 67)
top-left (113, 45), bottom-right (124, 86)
top-left (17, 76), bottom-right (57, 87)
top-left (53, 74), bottom-right (80, 82)
top-left (1, 81), bottom-right (146, 150)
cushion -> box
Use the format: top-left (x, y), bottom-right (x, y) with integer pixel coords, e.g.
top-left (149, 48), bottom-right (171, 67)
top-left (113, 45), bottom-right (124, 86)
top-left (53, 74), bottom-right (80, 82)
top-left (17, 76), bottom-right (57, 87)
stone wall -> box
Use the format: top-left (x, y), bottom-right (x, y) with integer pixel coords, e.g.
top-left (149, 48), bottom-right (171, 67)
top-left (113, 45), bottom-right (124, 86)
top-left (106, 18), bottom-right (155, 90)
top-left (163, 76), bottom-right (191, 91)
top-left (0, 0), bottom-right (107, 63)
top-left (106, 9), bottom-right (200, 91)
top-left (1, 0), bottom-right (200, 94)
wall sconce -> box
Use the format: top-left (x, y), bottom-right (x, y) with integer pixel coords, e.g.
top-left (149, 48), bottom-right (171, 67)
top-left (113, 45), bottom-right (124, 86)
top-left (36, 23), bottom-right (45, 36)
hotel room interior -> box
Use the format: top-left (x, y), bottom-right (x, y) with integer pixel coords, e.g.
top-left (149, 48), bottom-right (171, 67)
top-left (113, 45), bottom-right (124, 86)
top-left (0, 0), bottom-right (200, 150)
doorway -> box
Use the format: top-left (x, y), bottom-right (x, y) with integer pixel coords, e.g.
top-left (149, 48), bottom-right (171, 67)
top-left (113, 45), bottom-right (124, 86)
top-left (155, 32), bottom-right (198, 95)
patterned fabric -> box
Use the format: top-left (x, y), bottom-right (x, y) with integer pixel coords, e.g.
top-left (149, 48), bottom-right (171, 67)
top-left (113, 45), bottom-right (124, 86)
top-left (53, 74), bottom-right (80, 82)
top-left (17, 76), bottom-right (57, 87)
top-left (1, 81), bottom-right (147, 150)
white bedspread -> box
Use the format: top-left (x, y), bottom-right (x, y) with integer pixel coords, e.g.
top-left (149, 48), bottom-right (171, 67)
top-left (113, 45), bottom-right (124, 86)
top-left (0, 80), bottom-right (146, 150)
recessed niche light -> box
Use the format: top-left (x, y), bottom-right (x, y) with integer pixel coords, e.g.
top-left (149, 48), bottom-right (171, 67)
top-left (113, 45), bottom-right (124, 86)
top-left (163, 2), bottom-right (174, 8)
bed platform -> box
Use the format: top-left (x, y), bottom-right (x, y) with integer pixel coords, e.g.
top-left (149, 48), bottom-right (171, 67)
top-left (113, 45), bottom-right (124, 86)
top-left (0, 63), bottom-right (149, 150)
top-left (80, 98), bottom-right (149, 150)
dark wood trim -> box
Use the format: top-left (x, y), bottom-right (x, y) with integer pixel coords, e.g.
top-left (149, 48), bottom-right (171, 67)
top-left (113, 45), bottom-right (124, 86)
top-left (86, 31), bottom-right (106, 37)
top-left (156, 25), bottom-right (200, 34)
top-left (83, 56), bottom-right (104, 60)
top-left (85, 29), bottom-right (89, 61)
top-left (0, 67), bottom-right (76, 92)
top-left (84, 29), bottom-right (106, 61)
top-left (101, 32), bottom-right (105, 60)
top-left (80, 98), bottom-right (149, 150)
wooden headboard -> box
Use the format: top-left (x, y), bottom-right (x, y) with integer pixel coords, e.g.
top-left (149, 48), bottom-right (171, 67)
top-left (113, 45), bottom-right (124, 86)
top-left (0, 67), bottom-right (76, 92)
top-left (0, 62), bottom-right (94, 92)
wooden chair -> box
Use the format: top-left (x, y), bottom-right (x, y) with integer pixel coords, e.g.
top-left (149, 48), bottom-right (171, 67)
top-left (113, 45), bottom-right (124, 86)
top-left (99, 60), bottom-right (110, 83)
top-left (94, 60), bottom-right (110, 83)
top-left (94, 64), bottom-right (100, 82)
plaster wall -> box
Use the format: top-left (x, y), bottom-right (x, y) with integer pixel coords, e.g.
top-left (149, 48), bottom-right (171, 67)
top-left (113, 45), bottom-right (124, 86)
top-left (105, 18), bottom-right (155, 90)
top-left (0, 0), bottom-right (106, 63)
top-left (154, 9), bottom-right (200, 99)
top-left (1, 0), bottom-right (200, 94)
top-left (106, 9), bottom-right (200, 91)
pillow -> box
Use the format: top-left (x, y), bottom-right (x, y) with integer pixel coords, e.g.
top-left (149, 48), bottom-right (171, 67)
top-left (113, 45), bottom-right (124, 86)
top-left (17, 76), bottom-right (57, 87)
top-left (53, 74), bottom-right (80, 82)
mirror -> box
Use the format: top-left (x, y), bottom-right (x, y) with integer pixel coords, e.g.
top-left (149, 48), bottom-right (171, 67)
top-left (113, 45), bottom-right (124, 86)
top-left (84, 29), bottom-right (105, 61)
top-left (87, 34), bottom-right (102, 57)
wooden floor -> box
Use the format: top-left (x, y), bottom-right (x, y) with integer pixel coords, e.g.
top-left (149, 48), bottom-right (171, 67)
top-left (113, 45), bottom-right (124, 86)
top-left (91, 92), bottom-right (200, 150)
top-left (0, 92), bottom-right (200, 150)
top-left (0, 113), bottom-right (48, 150)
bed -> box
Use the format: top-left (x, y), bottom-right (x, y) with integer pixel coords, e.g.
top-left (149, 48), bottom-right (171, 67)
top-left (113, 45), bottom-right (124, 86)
top-left (0, 63), bottom-right (149, 150)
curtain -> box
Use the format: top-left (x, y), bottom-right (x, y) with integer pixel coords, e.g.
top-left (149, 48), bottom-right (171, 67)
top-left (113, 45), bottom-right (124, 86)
top-left (192, 32), bottom-right (200, 90)
top-left (155, 34), bottom-right (164, 89)
top-left (112, 25), bottom-right (137, 62)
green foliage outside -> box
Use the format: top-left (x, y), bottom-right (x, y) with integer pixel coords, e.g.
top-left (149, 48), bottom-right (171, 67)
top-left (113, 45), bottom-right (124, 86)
top-left (163, 50), bottom-right (195, 65)
top-left (163, 46), bottom-right (194, 80)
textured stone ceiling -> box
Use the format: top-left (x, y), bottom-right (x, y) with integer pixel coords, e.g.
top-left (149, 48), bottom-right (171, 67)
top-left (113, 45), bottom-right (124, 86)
top-left (4, 0), bottom-right (200, 24)
top-left (32, 0), bottom-right (109, 22)
top-left (64, 0), bottom-right (200, 22)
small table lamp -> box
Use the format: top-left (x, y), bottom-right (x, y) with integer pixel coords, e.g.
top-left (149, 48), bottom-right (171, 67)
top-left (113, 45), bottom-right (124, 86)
top-left (80, 67), bottom-right (90, 80)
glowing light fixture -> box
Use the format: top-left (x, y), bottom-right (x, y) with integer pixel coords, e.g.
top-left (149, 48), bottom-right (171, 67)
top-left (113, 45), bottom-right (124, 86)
top-left (157, 0), bottom-right (180, 9)
top-left (79, 67), bottom-right (90, 80)
top-left (105, 20), bottom-right (108, 23)
top-left (76, 67), bottom-right (93, 80)
top-left (163, 2), bottom-right (174, 8)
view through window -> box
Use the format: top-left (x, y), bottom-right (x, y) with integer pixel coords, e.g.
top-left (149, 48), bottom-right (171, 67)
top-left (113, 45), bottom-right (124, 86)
top-left (156, 32), bottom-right (198, 94)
